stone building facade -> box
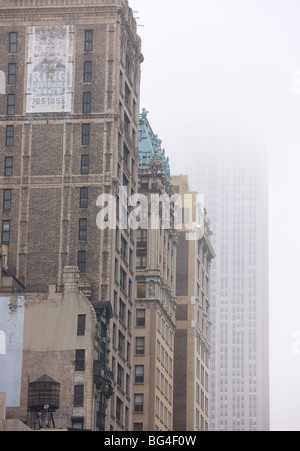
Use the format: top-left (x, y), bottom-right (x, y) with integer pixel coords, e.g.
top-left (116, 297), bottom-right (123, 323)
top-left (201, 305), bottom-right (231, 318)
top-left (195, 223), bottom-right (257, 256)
top-left (20, 266), bottom-right (113, 431)
top-left (132, 111), bottom-right (177, 432)
top-left (171, 175), bottom-right (215, 432)
top-left (0, 0), bottom-right (143, 431)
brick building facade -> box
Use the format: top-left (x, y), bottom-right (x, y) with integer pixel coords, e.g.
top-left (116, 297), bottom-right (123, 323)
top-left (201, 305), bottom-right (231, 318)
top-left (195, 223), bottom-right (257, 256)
top-left (172, 175), bottom-right (215, 431)
top-left (132, 111), bottom-right (177, 431)
top-left (0, 0), bottom-right (143, 431)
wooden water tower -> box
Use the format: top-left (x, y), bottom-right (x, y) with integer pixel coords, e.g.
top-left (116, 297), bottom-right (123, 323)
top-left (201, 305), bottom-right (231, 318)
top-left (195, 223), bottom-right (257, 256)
top-left (27, 375), bottom-right (60, 430)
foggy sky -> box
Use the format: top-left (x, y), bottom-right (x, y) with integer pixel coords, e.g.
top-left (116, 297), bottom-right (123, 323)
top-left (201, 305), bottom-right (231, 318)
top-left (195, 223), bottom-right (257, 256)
top-left (130, 0), bottom-right (300, 431)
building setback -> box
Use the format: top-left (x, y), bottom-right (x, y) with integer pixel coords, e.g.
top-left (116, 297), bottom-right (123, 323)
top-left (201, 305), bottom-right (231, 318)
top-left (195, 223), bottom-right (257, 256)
top-left (0, 0), bottom-right (143, 431)
top-left (132, 111), bottom-right (177, 432)
top-left (171, 175), bottom-right (215, 432)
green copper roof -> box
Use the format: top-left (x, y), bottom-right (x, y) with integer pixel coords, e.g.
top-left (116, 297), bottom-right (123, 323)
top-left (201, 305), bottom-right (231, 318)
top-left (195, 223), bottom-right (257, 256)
top-left (139, 109), bottom-right (171, 181)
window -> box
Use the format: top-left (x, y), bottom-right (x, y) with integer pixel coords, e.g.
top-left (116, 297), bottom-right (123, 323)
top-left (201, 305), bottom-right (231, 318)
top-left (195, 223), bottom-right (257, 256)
top-left (123, 174), bottom-right (129, 188)
top-left (116, 397), bottom-right (123, 423)
top-left (117, 364), bottom-right (124, 389)
top-left (7, 94), bottom-right (15, 115)
top-left (83, 61), bottom-right (92, 83)
top-left (136, 254), bottom-right (147, 270)
top-left (123, 143), bottom-right (130, 165)
top-left (135, 365), bottom-right (144, 384)
top-left (78, 218), bottom-right (87, 241)
top-left (124, 112), bottom-right (130, 134)
top-left (77, 314), bottom-right (86, 336)
top-left (74, 385), bottom-right (84, 407)
top-left (84, 30), bottom-right (93, 52)
top-left (134, 423), bottom-right (143, 432)
top-left (120, 267), bottom-right (126, 291)
top-left (2, 221), bottom-right (10, 244)
top-left (134, 394), bottom-right (144, 413)
top-left (118, 331), bottom-right (125, 355)
top-left (81, 155), bottom-right (89, 175)
top-left (126, 341), bottom-right (131, 362)
top-left (127, 310), bottom-right (132, 330)
top-left (136, 309), bottom-right (146, 327)
top-left (121, 236), bottom-right (127, 260)
top-left (72, 418), bottom-right (84, 430)
top-left (75, 350), bottom-right (85, 371)
top-left (80, 187), bottom-right (88, 209)
top-left (4, 157), bottom-right (13, 176)
top-left (83, 92), bottom-right (91, 113)
top-left (8, 63), bottom-right (16, 84)
top-left (125, 83), bottom-right (130, 105)
top-left (3, 190), bottom-right (12, 211)
top-left (78, 251), bottom-right (86, 273)
top-left (137, 283), bottom-right (146, 299)
top-left (136, 337), bottom-right (145, 355)
top-left (136, 230), bottom-right (147, 269)
top-left (9, 32), bottom-right (18, 53)
top-left (82, 124), bottom-right (90, 145)
top-left (126, 374), bottom-right (130, 396)
top-left (125, 55), bottom-right (131, 77)
top-left (119, 299), bottom-right (125, 322)
top-left (141, 176), bottom-right (149, 191)
top-left (6, 126), bottom-right (14, 147)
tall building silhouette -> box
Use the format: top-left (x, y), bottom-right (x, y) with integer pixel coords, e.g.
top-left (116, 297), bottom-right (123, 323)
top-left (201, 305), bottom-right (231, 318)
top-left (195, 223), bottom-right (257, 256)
top-left (197, 122), bottom-right (270, 431)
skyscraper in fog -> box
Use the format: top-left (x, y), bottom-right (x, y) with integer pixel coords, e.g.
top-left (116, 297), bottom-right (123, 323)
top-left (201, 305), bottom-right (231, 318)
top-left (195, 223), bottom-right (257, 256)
top-left (198, 123), bottom-right (269, 431)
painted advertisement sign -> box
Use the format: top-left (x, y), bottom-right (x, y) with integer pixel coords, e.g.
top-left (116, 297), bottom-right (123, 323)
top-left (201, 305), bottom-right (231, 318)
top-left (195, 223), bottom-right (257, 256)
top-left (0, 296), bottom-right (25, 408)
top-left (26, 25), bottom-right (74, 114)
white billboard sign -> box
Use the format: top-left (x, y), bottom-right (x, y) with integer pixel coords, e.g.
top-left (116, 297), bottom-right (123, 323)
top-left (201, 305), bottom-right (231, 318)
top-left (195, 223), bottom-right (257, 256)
top-left (0, 296), bottom-right (25, 408)
top-left (26, 25), bottom-right (74, 114)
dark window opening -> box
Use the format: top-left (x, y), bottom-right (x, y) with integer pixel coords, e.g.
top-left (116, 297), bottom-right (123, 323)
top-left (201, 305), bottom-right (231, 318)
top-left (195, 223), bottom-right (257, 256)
top-left (6, 126), bottom-right (14, 147)
top-left (3, 189), bottom-right (12, 211)
top-left (136, 337), bottom-right (145, 356)
top-left (83, 92), bottom-right (91, 114)
top-left (8, 63), bottom-right (16, 84)
top-left (83, 61), bottom-right (92, 83)
top-left (78, 218), bottom-right (87, 241)
top-left (7, 94), bottom-right (15, 115)
top-left (78, 251), bottom-right (86, 273)
top-left (135, 365), bottom-right (145, 384)
top-left (136, 309), bottom-right (146, 327)
top-left (4, 157), bottom-right (13, 176)
top-left (74, 385), bottom-right (84, 407)
top-left (80, 187), bottom-right (89, 209)
top-left (134, 394), bottom-right (144, 413)
top-left (75, 350), bottom-right (86, 371)
top-left (9, 32), bottom-right (18, 53)
top-left (84, 30), bottom-right (93, 52)
top-left (77, 314), bottom-right (86, 336)
top-left (82, 124), bottom-right (90, 146)
top-left (81, 155), bottom-right (89, 175)
top-left (2, 220), bottom-right (10, 244)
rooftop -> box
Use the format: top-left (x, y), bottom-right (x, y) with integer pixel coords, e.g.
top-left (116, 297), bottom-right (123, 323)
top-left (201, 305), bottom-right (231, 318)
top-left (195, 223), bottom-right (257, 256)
top-left (139, 109), bottom-right (171, 181)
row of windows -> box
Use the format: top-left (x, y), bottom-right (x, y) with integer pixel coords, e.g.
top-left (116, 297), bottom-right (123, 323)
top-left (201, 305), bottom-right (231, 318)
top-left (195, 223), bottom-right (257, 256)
top-left (0, 155), bottom-right (90, 177)
top-left (3, 92), bottom-right (94, 116)
top-left (1, 186), bottom-right (88, 221)
top-left (5, 30), bottom-right (91, 54)
top-left (155, 396), bottom-right (172, 430)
